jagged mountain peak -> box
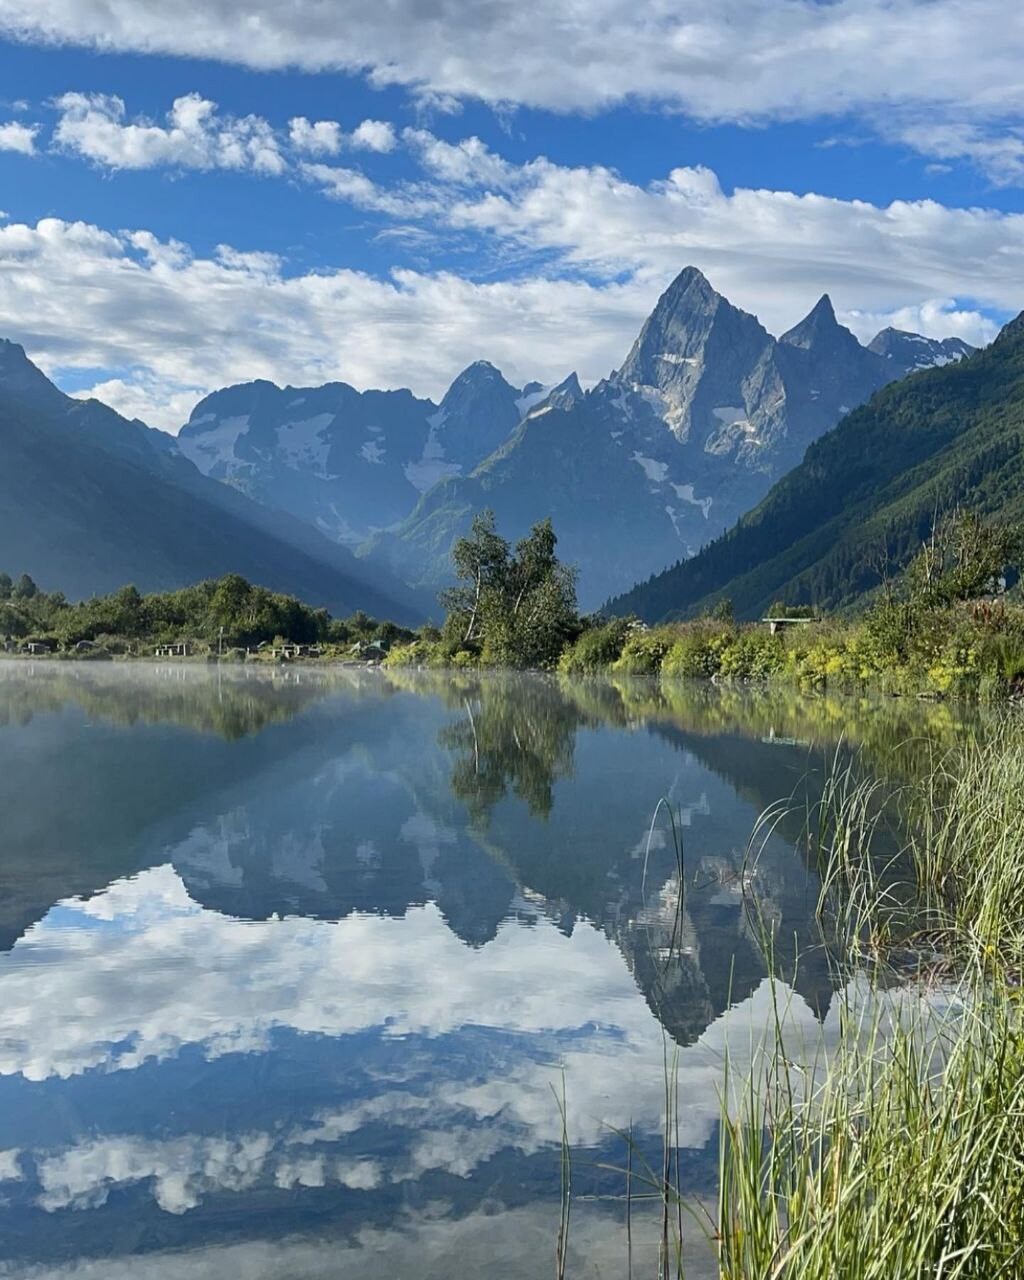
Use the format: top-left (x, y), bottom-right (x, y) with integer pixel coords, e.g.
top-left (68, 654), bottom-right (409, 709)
top-left (0, 338), bottom-right (69, 412)
top-left (441, 359), bottom-right (516, 401)
top-left (779, 293), bottom-right (856, 351)
top-left (867, 327), bottom-right (977, 370)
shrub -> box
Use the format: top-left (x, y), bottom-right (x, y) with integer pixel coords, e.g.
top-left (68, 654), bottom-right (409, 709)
top-left (611, 626), bottom-right (677, 675)
top-left (661, 624), bottom-right (735, 678)
top-left (558, 617), bottom-right (633, 674)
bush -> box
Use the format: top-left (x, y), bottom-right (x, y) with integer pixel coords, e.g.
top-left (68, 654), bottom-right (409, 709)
top-left (558, 617), bottom-right (633, 674)
top-left (662, 624), bottom-right (735, 678)
top-left (611, 626), bottom-right (678, 675)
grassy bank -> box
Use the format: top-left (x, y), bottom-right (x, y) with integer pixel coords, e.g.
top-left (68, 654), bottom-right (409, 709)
top-left (386, 600), bottom-right (1024, 701)
top-left (641, 723), bottom-right (1024, 1277)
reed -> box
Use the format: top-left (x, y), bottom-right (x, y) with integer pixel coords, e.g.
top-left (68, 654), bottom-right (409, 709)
top-left (713, 720), bottom-right (1024, 1278)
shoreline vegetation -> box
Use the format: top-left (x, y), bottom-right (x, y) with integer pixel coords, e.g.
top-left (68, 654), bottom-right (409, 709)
top-left (4, 506), bottom-right (1024, 700)
top-left (565, 717), bottom-right (1024, 1275)
top-left (697, 719), bottom-right (1024, 1276)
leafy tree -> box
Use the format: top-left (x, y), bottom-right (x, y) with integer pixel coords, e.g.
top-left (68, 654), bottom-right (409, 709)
top-left (13, 574), bottom-right (38, 601)
top-left (440, 511), bottom-right (579, 668)
top-left (440, 510), bottom-right (512, 647)
top-left (905, 509), bottom-right (1023, 608)
top-left (0, 573), bottom-right (11, 600)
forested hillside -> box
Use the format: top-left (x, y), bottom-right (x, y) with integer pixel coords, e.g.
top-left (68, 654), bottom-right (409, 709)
top-left (607, 314), bottom-right (1024, 621)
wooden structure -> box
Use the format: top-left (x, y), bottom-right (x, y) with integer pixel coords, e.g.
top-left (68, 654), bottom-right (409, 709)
top-left (154, 642), bottom-right (191, 657)
top-left (762, 616), bottom-right (817, 636)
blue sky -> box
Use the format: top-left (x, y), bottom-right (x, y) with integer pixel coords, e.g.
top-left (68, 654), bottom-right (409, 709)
top-left (2, 0), bottom-right (1024, 428)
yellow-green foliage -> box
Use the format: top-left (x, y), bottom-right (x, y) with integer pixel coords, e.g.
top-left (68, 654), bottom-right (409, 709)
top-left (557, 617), bottom-right (633, 674)
top-left (611, 625), bottom-right (678, 675)
top-left (661, 623), bottom-right (734, 677)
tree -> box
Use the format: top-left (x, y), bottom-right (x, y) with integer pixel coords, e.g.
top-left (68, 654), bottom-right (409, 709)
top-left (12, 574), bottom-right (38, 601)
top-left (0, 573), bottom-right (11, 600)
top-left (440, 511), bottom-right (579, 668)
top-left (905, 509), bottom-right (1023, 608)
top-left (440, 510), bottom-right (511, 647)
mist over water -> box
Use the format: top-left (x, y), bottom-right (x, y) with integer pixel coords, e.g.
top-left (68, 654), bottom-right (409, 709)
top-left (0, 664), bottom-right (978, 1278)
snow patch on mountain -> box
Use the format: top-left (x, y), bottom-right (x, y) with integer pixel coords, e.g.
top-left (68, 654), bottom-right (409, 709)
top-left (672, 483), bottom-right (713, 518)
top-left (360, 440), bottom-right (385, 464)
top-left (632, 452), bottom-right (669, 484)
top-left (515, 384), bottom-right (553, 417)
top-left (179, 414), bottom-right (249, 474)
top-left (276, 413), bottom-right (335, 477)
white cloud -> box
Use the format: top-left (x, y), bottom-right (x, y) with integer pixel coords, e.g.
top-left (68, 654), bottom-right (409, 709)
top-left (845, 299), bottom-right (1000, 349)
top-left (2, 141), bottom-right (1022, 431)
top-left (53, 91), bottom-right (287, 175)
top-left (896, 122), bottom-right (1024, 187)
top-left (288, 116), bottom-right (344, 155)
top-left (351, 119), bottom-right (397, 153)
top-left (3, 0), bottom-right (1024, 135)
top-left (71, 374), bottom-right (208, 431)
top-left (0, 120), bottom-right (38, 154)
top-left (300, 162), bottom-right (434, 217)
top-left (0, 1204), bottom-right (671, 1280)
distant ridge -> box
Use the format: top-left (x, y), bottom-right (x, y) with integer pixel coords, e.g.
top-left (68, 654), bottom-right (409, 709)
top-left (0, 339), bottom-right (427, 621)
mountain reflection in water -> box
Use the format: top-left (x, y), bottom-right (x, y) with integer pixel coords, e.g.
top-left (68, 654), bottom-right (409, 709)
top-left (0, 664), bottom-right (976, 1278)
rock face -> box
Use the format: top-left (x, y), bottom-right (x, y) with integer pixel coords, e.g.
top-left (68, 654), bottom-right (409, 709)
top-left (867, 327), bottom-right (976, 372)
top-left (605, 312), bottom-right (1024, 625)
top-left (367, 270), bottom-right (975, 607)
top-left (176, 362), bottom-right (561, 548)
top-left (165, 267), bottom-right (977, 609)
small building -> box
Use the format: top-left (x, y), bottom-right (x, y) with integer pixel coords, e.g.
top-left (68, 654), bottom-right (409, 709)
top-left (24, 641), bottom-right (52, 655)
top-left (154, 642), bottom-right (191, 658)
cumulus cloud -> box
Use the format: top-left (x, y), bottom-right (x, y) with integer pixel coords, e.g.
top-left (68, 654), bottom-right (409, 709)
top-left (0, 215), bottom-right (649, 428)
top-left (351, 119), bottom-right (397, 153)
top-left (53, 91), bottom-right (287, 174)
top-left (288, 116), bottom-right (395, 156)
top-left (288, 116), bottom-right (344, 156)
top-left (2, 0), bottom-right (1024, 134)
top-left (2, 133), bottom-right (1022, 429)
top-left (0, 120), bottom-right (38, 154)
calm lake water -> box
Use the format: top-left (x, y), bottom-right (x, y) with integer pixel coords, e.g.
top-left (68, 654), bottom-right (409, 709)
top-left (0, 663), bottom-right (974, 1278)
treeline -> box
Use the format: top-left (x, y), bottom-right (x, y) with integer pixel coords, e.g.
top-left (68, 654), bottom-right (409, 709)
top-left (384, 508), bottom-right (1024, 699)
top-left (0, 572), bottom-right (412, 655)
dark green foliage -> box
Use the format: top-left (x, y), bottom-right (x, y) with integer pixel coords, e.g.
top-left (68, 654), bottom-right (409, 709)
top-left (606, 318), bottom-right (1024, 622)
top-left (0, 571), bottom-right (412, 654)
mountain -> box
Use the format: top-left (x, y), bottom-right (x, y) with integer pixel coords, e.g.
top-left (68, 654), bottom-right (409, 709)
top-left (867, 328), bottom-right (975, 373)
top-left (176, 360), bottom-right (564, 547)
top-left (0, 340), bottom-right (425, 621)
top-left (367, 268), bottom-right (974, 607)
top-left (605, 315), bottom-right (1024, 622)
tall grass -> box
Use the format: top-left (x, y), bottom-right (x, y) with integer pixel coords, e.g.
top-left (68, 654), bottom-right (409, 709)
top-left (713, 720), bottom-right (1024, 1278)
top-left (566, 721), bottom-right (1024, 1278)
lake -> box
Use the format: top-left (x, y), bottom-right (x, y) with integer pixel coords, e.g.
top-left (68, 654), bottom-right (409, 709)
top-left (0, 663), bottom-right (973, 1278)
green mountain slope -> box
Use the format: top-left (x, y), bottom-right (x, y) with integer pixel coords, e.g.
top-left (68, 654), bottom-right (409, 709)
top-left (606, 315), bottom-right (1024, 622)
top-left (0, 341), bottom-right (426, 623)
